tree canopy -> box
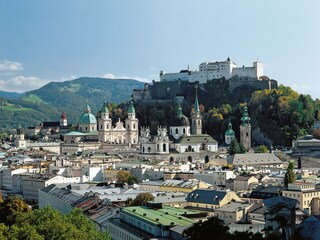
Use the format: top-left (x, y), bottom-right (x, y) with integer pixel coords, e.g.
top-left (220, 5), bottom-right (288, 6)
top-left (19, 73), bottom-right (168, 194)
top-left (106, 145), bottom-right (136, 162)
top-left (0, 196), bottom-right (110, 240)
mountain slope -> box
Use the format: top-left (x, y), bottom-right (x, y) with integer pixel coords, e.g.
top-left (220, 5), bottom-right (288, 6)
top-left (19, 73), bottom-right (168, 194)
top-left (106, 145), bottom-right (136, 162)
top-left (0, 90), bottom-right (23, 99)
top-left (0, 77), bottom-right (145, 129)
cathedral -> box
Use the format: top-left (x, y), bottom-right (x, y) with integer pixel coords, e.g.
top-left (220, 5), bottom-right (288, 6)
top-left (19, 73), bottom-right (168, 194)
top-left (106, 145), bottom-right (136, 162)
top-left (63, 102), bottom-right (138, 145)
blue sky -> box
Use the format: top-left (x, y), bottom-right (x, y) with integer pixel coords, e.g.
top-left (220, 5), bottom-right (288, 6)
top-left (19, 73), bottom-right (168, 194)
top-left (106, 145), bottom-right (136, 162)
top-left (0, 0), bottom-right (319, 98)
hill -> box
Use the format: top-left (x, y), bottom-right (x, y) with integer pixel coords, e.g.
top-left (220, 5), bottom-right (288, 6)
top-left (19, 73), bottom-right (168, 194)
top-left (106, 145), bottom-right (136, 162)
top-left (0, 90), bottom-right (23, 99)
top-left (0, 77), bottom-right (145, 130)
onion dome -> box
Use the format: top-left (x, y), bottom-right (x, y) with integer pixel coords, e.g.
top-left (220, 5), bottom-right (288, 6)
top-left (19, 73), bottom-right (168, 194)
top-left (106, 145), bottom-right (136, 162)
top-left (100, 101), bottom-right (109, 113)
top-left (225, 121), bottom-right (235, 136)
top-left (79, 105), bottom-right (97, 124)
top-left (128, 101), bottom-right (135, 113)
top-left (172, 105), bottom-right (190, 126)
top-left (241, 105), bottom-right (250, 126)
top-left (60, 112), bottom-right (67, 119)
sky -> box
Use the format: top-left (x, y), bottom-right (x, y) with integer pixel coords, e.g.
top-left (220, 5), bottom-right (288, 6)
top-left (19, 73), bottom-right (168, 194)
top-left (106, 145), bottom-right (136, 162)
top-left (0, 0), bottom-right (319, 98)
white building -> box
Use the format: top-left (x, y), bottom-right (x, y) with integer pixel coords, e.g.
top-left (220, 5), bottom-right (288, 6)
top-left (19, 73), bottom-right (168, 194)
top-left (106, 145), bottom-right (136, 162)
top-left (160, 58), bottom-right (264, 84)
top-left (97, 101), bottom-right (139, 145)
top-left (194, 170), bottom-right (235, 186)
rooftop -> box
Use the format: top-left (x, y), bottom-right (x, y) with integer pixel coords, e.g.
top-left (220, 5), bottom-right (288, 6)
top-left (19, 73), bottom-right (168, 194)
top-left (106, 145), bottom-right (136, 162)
top-left (121, 205), bottom-right (197, 227)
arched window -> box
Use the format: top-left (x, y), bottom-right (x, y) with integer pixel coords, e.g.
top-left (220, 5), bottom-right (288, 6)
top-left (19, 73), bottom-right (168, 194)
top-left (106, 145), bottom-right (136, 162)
top-left (163, 143), bottom-right (166, 152)
top-left (143, 147), bottom-right (145, 153)
top-left (188, 156), bottom-right (192, 162)
top-left (205, 155), bottom-right (209, 164)
top-left (148, 147), bottom-right (151, 153)
top-left (188, 145), bottom-right (192, 152)
top-left (175, 128), bottom-right (178, 134)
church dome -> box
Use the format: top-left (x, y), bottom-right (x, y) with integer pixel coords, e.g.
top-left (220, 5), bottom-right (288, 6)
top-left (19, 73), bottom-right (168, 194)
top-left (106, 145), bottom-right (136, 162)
top-left (79, 105), bottom-right (97, 124)
top-left (60, 112), bottom-right (67, 119)
top-left (100, 101), bottom-right (109, 113)
top-left (225, 121), bottom-right (235, 136)
top-left (172, 105), bottom-right (190, 126)
top-left (128, 101), bottom-right (135, 113)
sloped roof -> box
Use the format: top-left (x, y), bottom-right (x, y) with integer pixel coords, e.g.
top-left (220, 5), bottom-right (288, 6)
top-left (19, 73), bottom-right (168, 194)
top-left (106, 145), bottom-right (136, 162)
top-left (175, 134), bottom-right (218, 144)
top-left (263, 196), bottom-right (297, 211)
top-left (227, 153), bottom-right (282, 166)
top-left (186, 189), bottom-right (228, 205)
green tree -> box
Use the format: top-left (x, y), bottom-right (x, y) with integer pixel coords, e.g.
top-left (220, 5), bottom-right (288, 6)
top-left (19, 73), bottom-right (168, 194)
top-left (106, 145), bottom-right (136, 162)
top-left (183, 217), bottom-right (230, 240)
top-left (131, 193), bottom-right (155, 206)
top-left (117, 170), bottom-right (138, 184)
top-left (228, 138), bottom-right (240, 155)
top-left (0, 196), bottom-right (30, 226)
top-left (284, 162), bottom-right (295, 188)
top-left (254, 145), bottom-right (269, 153)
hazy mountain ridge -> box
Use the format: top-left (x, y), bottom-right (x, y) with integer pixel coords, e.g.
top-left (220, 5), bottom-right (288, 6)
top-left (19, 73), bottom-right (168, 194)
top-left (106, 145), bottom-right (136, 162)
top-left (0, 90), bottom-right (24, 99)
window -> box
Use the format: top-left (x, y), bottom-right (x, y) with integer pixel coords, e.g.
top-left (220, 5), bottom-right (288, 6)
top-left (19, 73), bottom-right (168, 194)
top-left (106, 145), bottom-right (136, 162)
top-left (176, 128), bottom-right (178, 134)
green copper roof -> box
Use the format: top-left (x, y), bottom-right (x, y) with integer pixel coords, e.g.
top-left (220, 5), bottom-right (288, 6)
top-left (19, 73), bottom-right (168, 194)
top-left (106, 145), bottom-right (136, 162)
top-left (79, 113), bottom-right (97, 124)
top-left (241, 105), bottom-right (250, 126)
top-left (194, 89), bottom-right (200, 113)
top-left (79, 104), bottom-right (97, 124)
top-left (225, 121), bottom-right (235, 136)
top-left (176, 104), bottom-right (183, 118)
top-left (100, 101), bottom-right (109, 113)
top-left (128, 101), bottom-right (135, 113)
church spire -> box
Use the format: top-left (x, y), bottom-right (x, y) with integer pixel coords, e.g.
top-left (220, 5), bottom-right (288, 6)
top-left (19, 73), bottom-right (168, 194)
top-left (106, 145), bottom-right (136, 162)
top-left (194, 87), bottom-right (200, 114)
top-left (241, 104), bottom-right (250, 126)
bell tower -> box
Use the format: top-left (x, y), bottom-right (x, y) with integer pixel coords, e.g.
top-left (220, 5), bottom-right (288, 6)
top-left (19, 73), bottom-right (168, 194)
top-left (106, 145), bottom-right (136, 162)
top-left (240, 104), bottom-right (251, 150)
top-left (191, 87), bottom-right (202, 135)
top-left (125, 101), bottom-right (139, 144)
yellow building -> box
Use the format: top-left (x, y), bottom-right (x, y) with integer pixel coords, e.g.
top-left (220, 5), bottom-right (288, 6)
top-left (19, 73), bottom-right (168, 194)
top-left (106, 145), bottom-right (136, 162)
top-left (186, 189), bottom-right (242, 211)
top-left (282, 182), bottom-right (320, 214)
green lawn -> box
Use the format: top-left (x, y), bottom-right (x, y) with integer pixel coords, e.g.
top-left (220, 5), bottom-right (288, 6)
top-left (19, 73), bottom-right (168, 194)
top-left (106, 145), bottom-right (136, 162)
top-left (0, 105), bottom-right (32, 111)
top-left (21, 94), bottom-right (46, 103)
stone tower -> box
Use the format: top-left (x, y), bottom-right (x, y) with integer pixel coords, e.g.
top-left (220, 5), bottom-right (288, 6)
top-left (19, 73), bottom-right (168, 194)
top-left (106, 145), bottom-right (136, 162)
top-left (125, 101), bottom-right (139, 144)
top-left (240, 105), bottom-right (251, 150)
top-left (15, 124), bottom-right (26, 148)
top-left (191, 88), bottom-right (202, 135)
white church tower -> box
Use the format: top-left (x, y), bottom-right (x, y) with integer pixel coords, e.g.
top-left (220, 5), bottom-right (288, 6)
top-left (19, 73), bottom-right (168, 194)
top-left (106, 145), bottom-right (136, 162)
top-left (125, 101), bottom-right (139, 144)
top-left (191, 88), bottom-right (202, 135)
top-left (98, 101), bottom-right (112, 142)
top-left (15, 124), bottom-right (26, 148)
top-left (60, 112), bottom-right (68, 127)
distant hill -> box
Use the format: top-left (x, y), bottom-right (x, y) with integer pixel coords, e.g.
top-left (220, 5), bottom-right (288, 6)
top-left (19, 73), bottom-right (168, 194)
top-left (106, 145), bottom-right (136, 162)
top-left (0, 77), bottom-right (145, 130)
top-left (0, 90), bottom-right (23, 99)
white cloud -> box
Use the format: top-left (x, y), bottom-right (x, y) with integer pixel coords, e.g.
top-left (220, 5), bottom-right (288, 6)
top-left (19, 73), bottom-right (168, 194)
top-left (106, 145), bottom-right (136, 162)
top-left (101, 73), bottom-right (155, 82)
top-left (0, 60), bottom-right (23, 72)
top-left (0, 75), bottom-right (49, 93)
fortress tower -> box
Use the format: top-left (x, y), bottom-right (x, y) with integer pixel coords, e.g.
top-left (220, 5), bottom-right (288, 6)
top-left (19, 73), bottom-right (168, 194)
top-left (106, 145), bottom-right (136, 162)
top-left (240, 105), bottom-right (251, 150)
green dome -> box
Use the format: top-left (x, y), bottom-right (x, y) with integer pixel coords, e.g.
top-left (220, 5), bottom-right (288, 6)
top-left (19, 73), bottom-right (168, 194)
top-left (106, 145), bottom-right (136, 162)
top-left (128, 101), bottom-right (135, 113)
top-left (241, 105), bottom-right (250, 126)
top-left (79, 113), bottom-right (97, 124)
top-left (100, 101), bottom-right (109, 113)
top-left (79, 105), bottom-right (97, 124)
top-left (225, 121), bottom-right (235, 136)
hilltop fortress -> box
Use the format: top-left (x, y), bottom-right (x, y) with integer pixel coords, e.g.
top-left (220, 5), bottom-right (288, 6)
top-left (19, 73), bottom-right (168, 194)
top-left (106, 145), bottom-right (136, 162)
top-left (160, 57), bottom-right (263, 84)
top-left (133, 58), bottom-right (277, 101)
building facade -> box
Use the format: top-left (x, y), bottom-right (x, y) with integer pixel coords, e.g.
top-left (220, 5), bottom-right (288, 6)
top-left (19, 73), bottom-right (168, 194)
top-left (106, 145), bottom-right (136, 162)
top-left (160, 58), bottom-right (264, 84)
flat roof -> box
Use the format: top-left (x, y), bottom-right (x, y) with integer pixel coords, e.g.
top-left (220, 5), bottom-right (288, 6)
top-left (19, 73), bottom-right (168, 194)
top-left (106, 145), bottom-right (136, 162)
top-left (122, 205), bottom-right (197, 227)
